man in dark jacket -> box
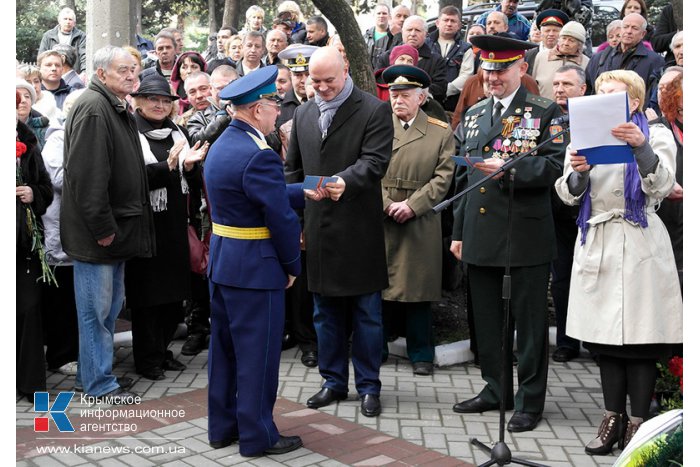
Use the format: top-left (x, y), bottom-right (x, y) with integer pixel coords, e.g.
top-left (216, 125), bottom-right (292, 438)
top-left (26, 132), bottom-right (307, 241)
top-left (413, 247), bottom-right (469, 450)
top-left (38, 50), bottom-right (76, 111)
top-left (364, 4), bottom-right (392, 69)
top-left (38, 7), bottom-right (87, 73)
top-left (286, 47), bottom-right (393, 418)
top-left (428, 6), bottom-right (473, 111)
top-left (375, 16), bottom-right (448, 105)
top-left (61, 45), bottom-right (155, 404)
top-left (304, 16), bottom-right (330, 47)
top-left (585, 13), bottom-right (664, 106)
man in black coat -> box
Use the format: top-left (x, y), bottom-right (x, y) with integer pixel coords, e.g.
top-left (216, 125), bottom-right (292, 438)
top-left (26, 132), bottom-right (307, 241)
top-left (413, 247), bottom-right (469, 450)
top-left (285, 47), bottom-right (393, 418)
top-left (375, 16), bottom-right (448, 105)
top-left (62, 46), bottom-right (155, 403)
top-left (450, 34), bottom-right (565, 432)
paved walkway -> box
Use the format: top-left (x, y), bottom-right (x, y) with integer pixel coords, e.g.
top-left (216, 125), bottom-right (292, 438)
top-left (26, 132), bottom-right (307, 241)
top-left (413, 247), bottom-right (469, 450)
top-left (17, 333), bottom-right (621, 466)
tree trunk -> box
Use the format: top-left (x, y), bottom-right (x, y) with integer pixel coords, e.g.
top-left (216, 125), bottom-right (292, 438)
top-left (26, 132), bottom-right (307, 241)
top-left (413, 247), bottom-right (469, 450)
top-left (222, 0), bottom-right (238, 29)
top-left (311, 0), bottom-right (376, 95)
top-left (133, 0), bottom-right (142, 35)
top-left (63, 0), bottom-right (76, 10)
top-left (670, 0), bottom-right (682, 30)
top-left (177, 14), bottom-right (186, 32)
top-left (209, 0), bottom-right (218, 33)
top-left (439, 0), bottom-right (463, 12)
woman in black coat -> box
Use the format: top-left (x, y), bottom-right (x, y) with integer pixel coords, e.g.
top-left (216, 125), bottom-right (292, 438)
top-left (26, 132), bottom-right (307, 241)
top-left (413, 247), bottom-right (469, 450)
top-left (16, 99), bottom-right (53, 402)
top-left (126, 74), bottom-right (207, 380)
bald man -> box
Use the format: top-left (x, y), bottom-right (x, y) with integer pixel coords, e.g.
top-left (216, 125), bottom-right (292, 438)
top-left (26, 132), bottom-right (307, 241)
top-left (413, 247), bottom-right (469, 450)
top-left (285, 47), bottom-right (393, 418)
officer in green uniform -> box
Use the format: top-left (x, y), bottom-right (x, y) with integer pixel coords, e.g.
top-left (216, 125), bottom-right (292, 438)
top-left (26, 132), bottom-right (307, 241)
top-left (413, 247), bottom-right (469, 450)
top-left (449, 32), bottom-right (566, 432)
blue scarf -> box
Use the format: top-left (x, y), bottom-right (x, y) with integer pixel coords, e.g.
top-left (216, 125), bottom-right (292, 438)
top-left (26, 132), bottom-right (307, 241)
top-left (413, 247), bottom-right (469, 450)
top-left (576, 112), bottom-right (650, 244)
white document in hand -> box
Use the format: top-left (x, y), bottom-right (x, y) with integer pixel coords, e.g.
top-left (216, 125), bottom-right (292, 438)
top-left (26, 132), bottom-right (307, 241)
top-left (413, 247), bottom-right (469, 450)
top-left (568, 91), bottom-right (633, 164)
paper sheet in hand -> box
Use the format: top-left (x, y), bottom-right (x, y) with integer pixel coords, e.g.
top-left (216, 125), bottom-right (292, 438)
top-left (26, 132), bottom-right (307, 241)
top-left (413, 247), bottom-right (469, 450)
top-left (302, 175), bottom-right (338, 190)
top-left (568, 92), bottom-right (633, 164)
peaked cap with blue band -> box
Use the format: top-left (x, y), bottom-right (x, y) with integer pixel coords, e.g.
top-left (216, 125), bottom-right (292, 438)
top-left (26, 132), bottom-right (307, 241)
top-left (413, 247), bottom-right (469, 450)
top-left (220, 66), bottom-right (279, 105)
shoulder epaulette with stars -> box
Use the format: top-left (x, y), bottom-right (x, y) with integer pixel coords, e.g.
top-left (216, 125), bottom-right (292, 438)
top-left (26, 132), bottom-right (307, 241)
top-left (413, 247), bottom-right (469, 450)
top-left (427, 116), bottom-right (449, 129)
top-left (469, 99), bottom-right (489, 112)
top-left (525, 94), bottom-right (554, 109)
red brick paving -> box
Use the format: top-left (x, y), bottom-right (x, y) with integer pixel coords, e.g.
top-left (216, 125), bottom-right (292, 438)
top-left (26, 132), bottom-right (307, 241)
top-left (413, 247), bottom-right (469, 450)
top-left (17, 388), bottom-right (473, 466)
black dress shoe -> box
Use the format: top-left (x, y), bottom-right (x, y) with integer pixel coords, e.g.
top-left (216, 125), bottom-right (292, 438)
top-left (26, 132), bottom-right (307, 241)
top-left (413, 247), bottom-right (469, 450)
top-left (300, 350), bottom-right (318, 368)
top-left (182, 333), bottom-right (208, 356)
top-left (209, 434), bottom-right (239, 449)
top-left (264, 435), bottom-right (303, 455)
top-left (74, 376), bottom-right (133, 393)
top-left (507, 411), bottom-right (542, 432)
top-left (360, 394), bottom-right (381, 417)
top-left (453, 396), bottom-right (506, 414)
top-left (139, 367), bottom-right (166, 381)
top-left (281, 331), bottom-right (297, 351)
top-left (552, 346), bottom-right (580, 362)
top-left (163, 358), bottom-right (187, 371)
top-left (17, 391), bottom-right (35, 404)
top-left (412, 361), bottom-right (434, 376)
top-left (307, 388), bottom-right (347, 408)
top-left (99, 388), bottom-right (140, 405)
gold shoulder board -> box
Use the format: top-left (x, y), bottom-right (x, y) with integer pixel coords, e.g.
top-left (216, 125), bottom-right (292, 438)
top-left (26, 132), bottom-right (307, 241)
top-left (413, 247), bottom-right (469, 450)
top-left (427, 117), bottom-right (449, 129)
top-left (246, 131), bottom-right (271, 150)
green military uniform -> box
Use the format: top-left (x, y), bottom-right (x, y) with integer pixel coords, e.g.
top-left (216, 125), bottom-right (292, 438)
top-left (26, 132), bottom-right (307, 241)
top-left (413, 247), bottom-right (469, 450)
top-left (453, 85), bottom-right (565, 414)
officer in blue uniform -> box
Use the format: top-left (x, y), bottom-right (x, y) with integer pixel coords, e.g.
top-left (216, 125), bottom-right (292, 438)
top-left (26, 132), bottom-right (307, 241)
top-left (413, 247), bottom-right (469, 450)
top-left (204, 66), bottom-right (303, 457)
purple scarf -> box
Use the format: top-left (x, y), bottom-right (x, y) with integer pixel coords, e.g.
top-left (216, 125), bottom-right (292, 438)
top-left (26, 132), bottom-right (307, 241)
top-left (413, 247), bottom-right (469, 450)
top-left (576, 112), bottom-right (650, 244)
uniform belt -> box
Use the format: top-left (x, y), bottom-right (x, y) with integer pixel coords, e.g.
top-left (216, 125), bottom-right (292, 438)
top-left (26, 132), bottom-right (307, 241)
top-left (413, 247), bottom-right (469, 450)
top-left (382, 178), bottom-right (424, 190)
top-left (212, 223), bottom-right (271, 239)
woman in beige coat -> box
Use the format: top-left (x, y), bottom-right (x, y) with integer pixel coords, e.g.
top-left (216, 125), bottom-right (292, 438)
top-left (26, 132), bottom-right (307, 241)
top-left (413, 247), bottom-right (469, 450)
top-left (555, 70), bottom-right (682, 456)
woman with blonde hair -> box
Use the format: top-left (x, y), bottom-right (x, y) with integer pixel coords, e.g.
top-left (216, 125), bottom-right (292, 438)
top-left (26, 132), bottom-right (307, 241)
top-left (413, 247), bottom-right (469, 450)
top-left (225, 35), bottom-right (243, 65)
top-left (242, 5), bottom-right (267, 35)
top-left (555, 69), bottom-right (682, 455)
top-left (278, 0), bottom-right (306, 43)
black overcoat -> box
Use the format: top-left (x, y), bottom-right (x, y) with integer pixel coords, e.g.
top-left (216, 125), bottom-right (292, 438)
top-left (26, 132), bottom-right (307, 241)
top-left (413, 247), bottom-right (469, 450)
top-left (285, 86), bottom-right (393, 296)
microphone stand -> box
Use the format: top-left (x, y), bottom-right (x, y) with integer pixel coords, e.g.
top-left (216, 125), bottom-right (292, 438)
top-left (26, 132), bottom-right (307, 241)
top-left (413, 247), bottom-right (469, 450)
top-left (434, 124), bottom-right (569, 467)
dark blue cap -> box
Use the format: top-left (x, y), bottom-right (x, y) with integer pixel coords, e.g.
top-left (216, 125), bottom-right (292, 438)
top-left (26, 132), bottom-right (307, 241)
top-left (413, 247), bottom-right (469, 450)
top-left (382, 65), bottom-right (431, 90)
top-left (220, 66), bottom-right (279, 105)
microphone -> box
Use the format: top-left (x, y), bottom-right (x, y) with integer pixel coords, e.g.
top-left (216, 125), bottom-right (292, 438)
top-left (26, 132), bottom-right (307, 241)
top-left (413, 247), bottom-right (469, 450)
top-left (551, 114), bottom-right (569, 126)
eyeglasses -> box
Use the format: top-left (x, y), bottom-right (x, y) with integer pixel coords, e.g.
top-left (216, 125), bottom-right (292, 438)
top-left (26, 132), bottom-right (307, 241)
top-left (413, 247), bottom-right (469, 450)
top-left (258, 101), bottom-right (281, 111)
top-left (146, 96), bottom-right (174, 106)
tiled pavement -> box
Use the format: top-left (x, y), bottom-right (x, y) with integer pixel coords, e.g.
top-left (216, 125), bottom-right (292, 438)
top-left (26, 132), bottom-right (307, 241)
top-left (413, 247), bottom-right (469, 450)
top-left (17, 334), bottom-right (622, 466)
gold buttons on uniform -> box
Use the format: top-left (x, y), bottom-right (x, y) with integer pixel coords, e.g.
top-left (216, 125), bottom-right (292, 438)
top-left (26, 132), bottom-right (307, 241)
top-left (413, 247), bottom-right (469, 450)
top-left (479, 207), bottom-right (486, 214)
top-left (479, 187), bottom-right (486, 193)
top-left (484, 146), bottom-right (490, 152)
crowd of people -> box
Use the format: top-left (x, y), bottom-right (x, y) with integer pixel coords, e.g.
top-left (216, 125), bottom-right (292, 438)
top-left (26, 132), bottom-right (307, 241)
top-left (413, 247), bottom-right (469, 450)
top-left (16, 0), bottom-right (682, 459)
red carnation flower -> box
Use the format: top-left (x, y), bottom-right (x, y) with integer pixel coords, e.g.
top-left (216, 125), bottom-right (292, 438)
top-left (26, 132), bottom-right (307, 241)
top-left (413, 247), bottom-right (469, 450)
top-left (16, 141), bottom-right (27, 158)
top-left (669, 356), bottom-right (683, 378)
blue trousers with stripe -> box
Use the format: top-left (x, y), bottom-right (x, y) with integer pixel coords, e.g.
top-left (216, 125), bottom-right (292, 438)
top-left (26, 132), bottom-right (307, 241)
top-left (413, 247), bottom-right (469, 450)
top-left (207, 283), bottom-right (284, 456)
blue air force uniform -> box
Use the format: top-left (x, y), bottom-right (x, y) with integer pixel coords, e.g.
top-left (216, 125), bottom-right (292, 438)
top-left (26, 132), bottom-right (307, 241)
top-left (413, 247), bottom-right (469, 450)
top-left (204, 68), bottom-right (301, 455)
